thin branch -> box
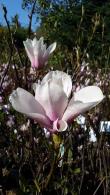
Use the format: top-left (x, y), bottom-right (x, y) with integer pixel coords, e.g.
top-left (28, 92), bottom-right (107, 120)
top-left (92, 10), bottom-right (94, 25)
top-left (28, 0), bottom-right (37, 37)
top-left (2, 5), bottom-right (13, 49)
top-left (93, 177), bottom-right (106, 195)
top-left (44, 153), bottom-right (56, 189)
top-left (2, 5), bottom-right (28, 88)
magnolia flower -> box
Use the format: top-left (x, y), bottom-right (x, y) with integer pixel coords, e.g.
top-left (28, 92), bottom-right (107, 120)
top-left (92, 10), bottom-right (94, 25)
top-left (23, 37), bottom-right (56, 68)
top-left (89, 128), bottom-right (97, 142)
top-left (9, 71), bottom-right (104, 133)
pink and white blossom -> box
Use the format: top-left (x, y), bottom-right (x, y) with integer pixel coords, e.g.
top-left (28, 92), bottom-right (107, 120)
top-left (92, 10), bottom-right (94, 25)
top-left (9, 71), bottom-right (104, 133)
top-left (23, 37), bottom-right (56, 68)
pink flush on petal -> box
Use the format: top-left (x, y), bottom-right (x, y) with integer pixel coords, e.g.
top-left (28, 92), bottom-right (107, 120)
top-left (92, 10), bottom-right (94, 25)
top-left (48, 111), bottom-right (59, 122)
top-left (32, 59), bottom-right (39, 68)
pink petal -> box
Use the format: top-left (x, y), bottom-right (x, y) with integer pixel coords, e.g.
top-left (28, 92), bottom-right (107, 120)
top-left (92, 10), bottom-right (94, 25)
top-left (53, 119), bottom-right (68, 132)
top-left (31, 57), bottom-right (39, 68)
top-left (63, 101), bottom-right (96, 122)
top-left (35, 79), bottom-right (68, 121)
top-left (42, 71), bottom-right (72, 97)
top-left (23, 39), bottom-right (34, 63)
top-left (9, 88), bottom-right (51, 126)
top-left (74, 86), bottom-right (104, 103)
top-left (63, 86), bottom-right (104, 122)
top-left (43, 42), bottom-right (56, 62)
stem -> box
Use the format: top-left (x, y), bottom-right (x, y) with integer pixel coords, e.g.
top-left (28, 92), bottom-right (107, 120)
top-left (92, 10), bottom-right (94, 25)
top-left (44, 149), bottom-right (58, 189)
top-left (93, 177), bottom-right (106, 195)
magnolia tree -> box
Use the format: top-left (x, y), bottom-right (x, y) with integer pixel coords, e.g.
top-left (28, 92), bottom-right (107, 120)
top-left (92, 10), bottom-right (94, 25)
top-left (0, 36), bottom-right (110, 193)
top-left (0, 5), bottom-right (110, 195)
top-left (9, 37), bottom-right (104, 136)
top-left (10, 41), bottom-right (104, 132)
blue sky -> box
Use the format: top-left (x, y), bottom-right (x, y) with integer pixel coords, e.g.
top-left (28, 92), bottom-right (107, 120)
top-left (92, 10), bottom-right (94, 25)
top-left (0, 0), bottom-right (40, 30)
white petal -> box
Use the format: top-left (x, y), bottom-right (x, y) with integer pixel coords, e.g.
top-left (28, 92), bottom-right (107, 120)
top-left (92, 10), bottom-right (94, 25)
top-left (63, 101), bottom-right (95, 122)
top-left (38, 37), bottom-right (44, 50)
top-left (74, 86), bottom-right (104, 103)
top-left (42, 71), bottom-right (72, 97)
top-left (9, 88), bottom-right (51, 126)
top-left (38, 37), bottom-right (47, 64)
top-left (32, 83), bottom-right (38, 93)
top-left (32, 37), bottom-right (38, 47)
top-left (26, 113), bottom-right (51, 127)
top-left (41, 43), bottom-right (46, 56)
top-left (63, 86), bottom-right (104, 122)
top-left (32, 37), bottom-right (39, 56)
top-left (33, 37), bottom-right (45, 55)
top-left (23, 39), bottom-right (34, 62)
top-left (35, 79), bottom-right (68, 121)
top-left (38, 37), bottom-right (45, 53)
top-left (24, 38), bottom-right (32, 47)
top-left (42, 42), bottom-right (56, 63)
top-left (46, 42), bottom-right (56, 55)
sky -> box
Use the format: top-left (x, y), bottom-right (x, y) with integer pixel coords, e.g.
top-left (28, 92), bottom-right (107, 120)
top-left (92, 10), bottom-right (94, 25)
top-left (0, 0), bottom-right (40, 30)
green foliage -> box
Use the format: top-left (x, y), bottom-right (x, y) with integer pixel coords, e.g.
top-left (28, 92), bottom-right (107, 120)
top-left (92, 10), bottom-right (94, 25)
top-left (22, 0), bottom-right (110, 68)
top-left (0, 24), bottom-right (28, 63)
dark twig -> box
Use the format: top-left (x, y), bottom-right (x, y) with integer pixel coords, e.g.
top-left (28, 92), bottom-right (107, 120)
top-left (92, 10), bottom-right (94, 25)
top-left (2, 5), bottom-right (13, 49)
top-left (28, 0), bottom-right (37, 38)
top-left (79, 147), bottom-right (85, 194)
top-left (93, 177), bottom-right (107, 195)
top-left (44, 152), bottom-right (56, 189)
top-left (3, 6), bottom-right (25, 67)
top-left (2, 5), bottom-right (28, 88)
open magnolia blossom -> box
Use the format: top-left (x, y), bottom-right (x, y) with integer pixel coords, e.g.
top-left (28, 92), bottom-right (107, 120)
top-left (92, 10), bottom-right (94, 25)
top-left (23, 37), bottom-right (56, 68)
top-left (9, 71), bottom-right (104, 133)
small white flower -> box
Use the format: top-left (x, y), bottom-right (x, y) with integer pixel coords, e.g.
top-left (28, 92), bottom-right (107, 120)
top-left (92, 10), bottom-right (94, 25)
top-left (100, 121), bottom-right (110, 132)
top-left (89, 128), bottom-right (97, 142)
